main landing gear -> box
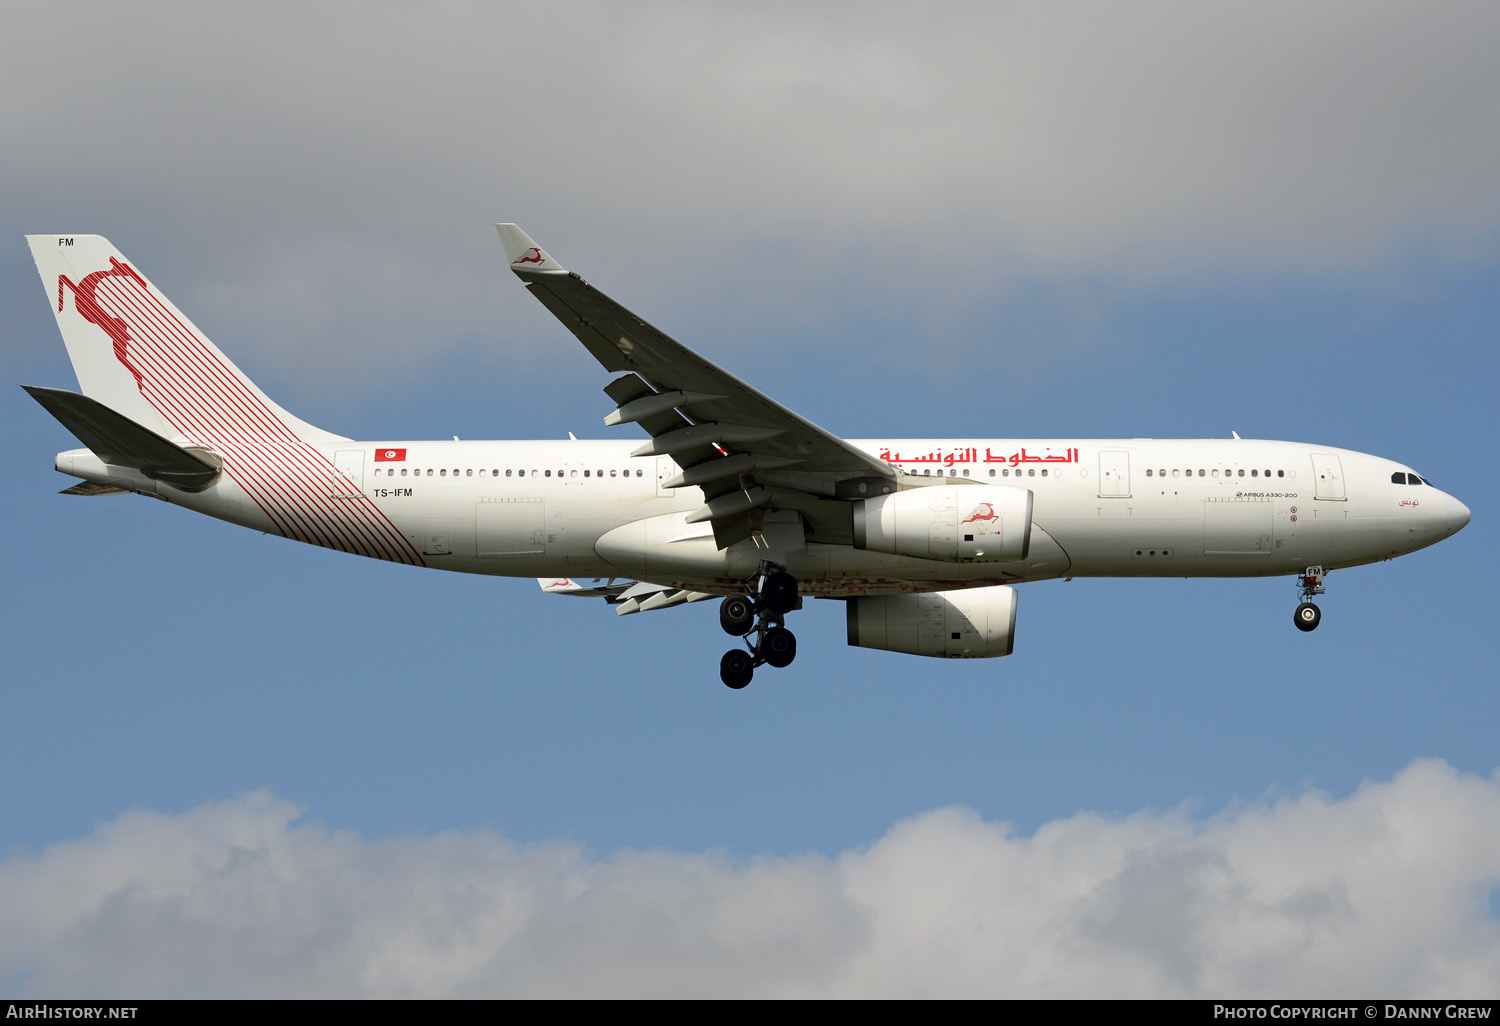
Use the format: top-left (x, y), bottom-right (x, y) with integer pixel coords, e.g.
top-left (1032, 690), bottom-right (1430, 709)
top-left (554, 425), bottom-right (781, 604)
top-left (1294, 565), bottom-right (1325, 632)
top-left (718, 564), bottom-right (799, 689)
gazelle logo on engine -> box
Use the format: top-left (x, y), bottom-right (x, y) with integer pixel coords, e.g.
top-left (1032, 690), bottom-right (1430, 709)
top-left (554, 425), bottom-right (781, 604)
top-left (961, 503), bottom-right (998, 524)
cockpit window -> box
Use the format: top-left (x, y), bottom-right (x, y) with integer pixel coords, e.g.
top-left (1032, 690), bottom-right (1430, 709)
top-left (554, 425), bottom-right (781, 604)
top-left (1411, 474), bottom-right (1425, 486)
top-left (1391, 472), bottom-right (1407, 484)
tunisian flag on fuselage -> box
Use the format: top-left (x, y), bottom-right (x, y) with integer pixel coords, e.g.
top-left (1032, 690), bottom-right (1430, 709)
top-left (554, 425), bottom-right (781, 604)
top-left (374, 448), bottom-right (407, 462)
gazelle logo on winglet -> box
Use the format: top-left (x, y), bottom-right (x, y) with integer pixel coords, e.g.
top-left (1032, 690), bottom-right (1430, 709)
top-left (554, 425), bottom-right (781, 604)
top-left (512, 247), bottom-right (546, 265)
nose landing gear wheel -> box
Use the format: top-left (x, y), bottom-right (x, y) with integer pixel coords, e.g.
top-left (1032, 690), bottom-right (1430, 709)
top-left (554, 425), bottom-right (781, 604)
top-left (720, 649), bottom-right (753, 689)
top-left (1294, 602), bottom-right (1321, 632)
top-left (1292, 567), bottom-right (1326, 633)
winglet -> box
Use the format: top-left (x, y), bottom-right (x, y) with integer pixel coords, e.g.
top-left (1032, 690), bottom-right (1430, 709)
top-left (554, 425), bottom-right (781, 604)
top-left (496, 224), bottom-right (566, 274)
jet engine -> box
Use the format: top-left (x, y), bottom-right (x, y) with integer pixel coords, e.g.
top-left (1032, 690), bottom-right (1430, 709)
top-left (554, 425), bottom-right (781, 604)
top-left (846, 585), bottom-right (1018, 659)
top-left (853, 485), bottom-right (1032, 562)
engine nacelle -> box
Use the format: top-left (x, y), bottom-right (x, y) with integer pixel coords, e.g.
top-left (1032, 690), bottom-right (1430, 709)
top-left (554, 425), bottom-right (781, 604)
top-left (846, 585), bottom-right (1018, 659)
top-left (853, 485), bottom-right (1032, 562)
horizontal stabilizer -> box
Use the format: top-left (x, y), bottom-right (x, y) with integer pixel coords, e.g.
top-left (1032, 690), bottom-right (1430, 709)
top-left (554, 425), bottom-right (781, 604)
top-left (59, 481), bottom-right (128, 496)
top-left (25, 386), bottom-right (223, 491)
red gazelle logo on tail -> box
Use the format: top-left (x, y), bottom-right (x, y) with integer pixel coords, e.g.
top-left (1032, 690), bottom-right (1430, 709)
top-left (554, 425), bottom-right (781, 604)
top-left (57, 259), bottom-right (149, 392)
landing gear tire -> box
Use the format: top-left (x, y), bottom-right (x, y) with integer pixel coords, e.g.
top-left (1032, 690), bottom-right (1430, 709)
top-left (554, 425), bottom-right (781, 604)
top-left (1294, 602), bottom-right (1321, 632)
top-left (760, 571), bottom-right (798, 615)
top-left (762, 627), bottom-right (797, 669)
top-left (713, 564), bottom-right (800, 687)
top-left (720, 649), bottom-right (754, 689)
top-left (720, 596), bottom-right (755, 637)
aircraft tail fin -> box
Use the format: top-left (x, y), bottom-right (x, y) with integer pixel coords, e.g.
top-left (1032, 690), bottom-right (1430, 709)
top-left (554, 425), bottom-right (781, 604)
top-left (26, 235), bottom-right (345, 447)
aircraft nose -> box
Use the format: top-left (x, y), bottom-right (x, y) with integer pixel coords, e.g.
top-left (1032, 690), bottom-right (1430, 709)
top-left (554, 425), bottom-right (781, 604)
top-left (1449, 497), bottom-right (1471, 535)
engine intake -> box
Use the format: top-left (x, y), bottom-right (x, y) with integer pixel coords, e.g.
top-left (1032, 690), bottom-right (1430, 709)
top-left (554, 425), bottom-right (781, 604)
top-left (847, 586), bottom-right (1018, 659)
top-left (853, 485), bottom-right (1032, 562)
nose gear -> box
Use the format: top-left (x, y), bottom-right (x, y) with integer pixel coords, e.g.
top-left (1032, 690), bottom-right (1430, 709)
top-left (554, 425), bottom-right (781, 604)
top-left (1293, 566), bottom-right (1325, 632)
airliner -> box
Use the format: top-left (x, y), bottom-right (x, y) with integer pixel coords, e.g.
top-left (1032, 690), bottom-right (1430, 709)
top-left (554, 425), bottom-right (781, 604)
top-left (26, 228), bottom-right (1471, 688)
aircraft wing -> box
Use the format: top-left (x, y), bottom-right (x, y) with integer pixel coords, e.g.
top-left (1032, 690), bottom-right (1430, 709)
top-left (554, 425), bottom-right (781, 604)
top-left (498, 224), bottom-right (900, 548)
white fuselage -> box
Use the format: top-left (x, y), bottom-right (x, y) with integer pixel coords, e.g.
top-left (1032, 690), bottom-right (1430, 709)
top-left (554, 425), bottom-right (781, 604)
top-left (71, 436), bottom-right (1467, 597)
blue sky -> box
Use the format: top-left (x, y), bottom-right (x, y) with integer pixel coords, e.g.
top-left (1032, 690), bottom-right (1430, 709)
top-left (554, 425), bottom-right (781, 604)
top-left (2, 2), bottom-right (1497, 998)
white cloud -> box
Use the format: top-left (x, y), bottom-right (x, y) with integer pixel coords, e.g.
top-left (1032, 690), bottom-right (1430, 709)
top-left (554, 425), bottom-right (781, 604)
top-left (2, 759), bottom-right (1496, 998)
